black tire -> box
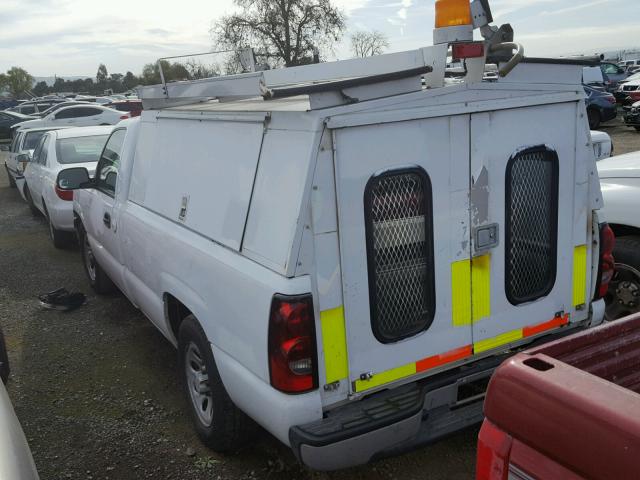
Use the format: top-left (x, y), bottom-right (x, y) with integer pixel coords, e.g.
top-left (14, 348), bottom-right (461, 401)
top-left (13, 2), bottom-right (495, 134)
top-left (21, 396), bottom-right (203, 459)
top-left (24, 184), bottom-right (40, 217)
top-left (0, 326), bottom-right (9, 385)
top-left (635, 126), bottom-right (640, 132)
top-left (587, 108), bottom-right (601, 129)
top-left (5, 165), bottom-right (16, 188)
top-left (178, 315), bottom-right (257, 452)
top-left (79, 227), bottom-right (116, 294)
top-left (44, 203), bottom-right (74, 249)
top-left (605, 236), bottom-right (640, 321)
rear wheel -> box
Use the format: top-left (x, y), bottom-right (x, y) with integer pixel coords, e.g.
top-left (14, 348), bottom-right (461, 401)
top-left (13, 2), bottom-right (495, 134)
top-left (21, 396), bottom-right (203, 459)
top-left (24, 185), bottom-right (40, 217)
top-left (635, 126), bottom-right (640, 132)
top-left (5, 165), bottom-right (16, 188)
top-left (44, 203), bottom-right (73, 249)
top-left (80, 228), bottom-right (116, 294)
top-left (178, 315), bottom-right (257, 452)
top-left (605, 236), bottom-right (640, 321)
top-left (587, 108), bottom-right (601, 129)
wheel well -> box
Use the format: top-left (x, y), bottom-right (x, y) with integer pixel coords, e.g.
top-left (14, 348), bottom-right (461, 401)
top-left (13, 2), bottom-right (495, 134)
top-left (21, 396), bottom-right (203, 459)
top-left (165, 294), bottom-right (192, 340)
top-left (609, 224), bottom-right (640, 239)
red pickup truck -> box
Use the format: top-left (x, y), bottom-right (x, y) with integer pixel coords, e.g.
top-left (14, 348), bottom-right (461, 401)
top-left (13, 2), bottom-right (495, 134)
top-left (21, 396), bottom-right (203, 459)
top-left (477, 314), bottom-right (640, 480)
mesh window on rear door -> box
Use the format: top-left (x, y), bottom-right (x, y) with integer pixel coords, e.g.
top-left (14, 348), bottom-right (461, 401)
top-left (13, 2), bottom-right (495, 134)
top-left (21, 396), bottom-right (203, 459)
top-left (365, 168), bottom-right (436, 344)
top-left (505, 146), bottom-right (559, 305)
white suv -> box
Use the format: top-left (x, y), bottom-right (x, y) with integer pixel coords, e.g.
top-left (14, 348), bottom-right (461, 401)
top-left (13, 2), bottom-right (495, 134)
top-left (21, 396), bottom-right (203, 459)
top-left (13, 105), bottom-right (127, 132)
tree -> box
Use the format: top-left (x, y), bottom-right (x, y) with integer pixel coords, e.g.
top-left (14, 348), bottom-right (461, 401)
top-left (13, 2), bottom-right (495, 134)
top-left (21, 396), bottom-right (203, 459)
top-left (96, 64), bottom-right (108, 84)
top-left (212, 0), bottom-right (345, 68)
top-left (3, 67), bottom-right (34, 98)
top-left (185, 59), bottom-right (220, 80)
top-left (140, 61), bottom-right (189, 85)
top-left (32, 81), bottom-right (49, 96)
top-left (351, 30), bottom-right (389, 58)
top-left (122, 71), bottom-right (139, 91)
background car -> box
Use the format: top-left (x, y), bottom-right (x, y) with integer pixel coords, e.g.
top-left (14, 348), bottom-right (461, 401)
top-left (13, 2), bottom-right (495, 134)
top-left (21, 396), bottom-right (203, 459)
top-left (0, 110), bottom-right (36, 144)
top-left (619, 76), bottom-right (640, 105)
top-left (23, 126), bottom-right (113, 247)
top-left (31, 101), bottom-right (91, 118)
top-left (4, 126), bottom-right (70, 189)
top-left (7, 99), bottom-right (65, 116)
top-left (103, 99), bottom-right (143, 117)
top-left (12, 105), bottom-right (128, 132)
top-left (600, 62), bottom-right (629, 91)
top-left (624, 100), bottom-right (640, 132)
top-left (584, 85), bottom-right (617, 129)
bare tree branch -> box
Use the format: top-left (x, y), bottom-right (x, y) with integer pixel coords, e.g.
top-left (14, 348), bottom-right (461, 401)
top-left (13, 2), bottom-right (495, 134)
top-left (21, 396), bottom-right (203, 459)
top-left (351, 30), bottom-right (390, 58)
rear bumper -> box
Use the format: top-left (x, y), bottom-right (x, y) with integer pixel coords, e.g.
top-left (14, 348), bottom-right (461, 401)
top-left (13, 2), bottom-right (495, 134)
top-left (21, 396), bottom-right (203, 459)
top-left (290, 354), bottom-right (505, 471)
top-left (600, 105), bottom-right (617, 123)
top-left (290, 325), bottom-right (586, 471)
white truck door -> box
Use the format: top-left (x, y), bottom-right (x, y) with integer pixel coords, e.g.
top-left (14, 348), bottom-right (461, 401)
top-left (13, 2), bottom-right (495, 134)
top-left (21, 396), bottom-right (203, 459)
top-left (87, 128), bottom-right (127, 288)
top-left (334, 116), bottom-right (473, 395)
top-left (469, 103), bottom-right (589, 355)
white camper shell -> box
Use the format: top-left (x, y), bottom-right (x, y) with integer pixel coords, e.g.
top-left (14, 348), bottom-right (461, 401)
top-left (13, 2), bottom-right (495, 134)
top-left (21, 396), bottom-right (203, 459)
top-left (69, 40), bottom-right (607, 470)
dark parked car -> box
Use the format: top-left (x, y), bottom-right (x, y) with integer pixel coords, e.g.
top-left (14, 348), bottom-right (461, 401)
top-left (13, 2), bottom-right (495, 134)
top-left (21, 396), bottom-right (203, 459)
top-left (0, 111), bottom-right (36, 144)
top-left (600, 62), bottom-right (629, 91)
top-left (584, 85), bottom-right (617, 129)
top-left (104, 99), bottom-right (143, 117)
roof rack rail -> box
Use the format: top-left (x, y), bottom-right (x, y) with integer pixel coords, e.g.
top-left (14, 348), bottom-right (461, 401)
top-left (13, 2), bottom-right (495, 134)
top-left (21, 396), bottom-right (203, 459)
top-left (138, 45), bottom-right (448, 110)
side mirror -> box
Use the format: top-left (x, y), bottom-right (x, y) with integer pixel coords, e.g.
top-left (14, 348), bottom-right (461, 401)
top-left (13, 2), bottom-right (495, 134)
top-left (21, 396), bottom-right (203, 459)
top-left (0, 145), bottom-right (9, 152)
top-left (56, 167), bottom-right (92, 190)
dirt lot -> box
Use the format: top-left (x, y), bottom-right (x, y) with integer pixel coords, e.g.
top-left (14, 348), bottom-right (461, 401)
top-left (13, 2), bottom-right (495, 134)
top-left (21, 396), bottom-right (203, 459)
top-left (1, 117), bottom-right (638, 480)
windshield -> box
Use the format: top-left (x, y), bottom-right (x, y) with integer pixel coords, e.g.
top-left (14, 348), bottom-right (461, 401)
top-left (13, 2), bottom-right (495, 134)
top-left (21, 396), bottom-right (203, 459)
top-left (56, 135), bottom-right (109, 164)
top-left (23, 131), bottom-right (47, 150)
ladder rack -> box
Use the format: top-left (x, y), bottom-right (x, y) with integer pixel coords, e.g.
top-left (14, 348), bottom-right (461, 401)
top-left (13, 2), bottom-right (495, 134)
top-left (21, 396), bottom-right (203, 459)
top-left (138, 44), bottom-right (448, 110)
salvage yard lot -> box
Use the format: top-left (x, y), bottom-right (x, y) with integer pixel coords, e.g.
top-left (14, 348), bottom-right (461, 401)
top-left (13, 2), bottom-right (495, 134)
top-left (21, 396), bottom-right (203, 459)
top-left (1, 117), bottom-right (638, 480)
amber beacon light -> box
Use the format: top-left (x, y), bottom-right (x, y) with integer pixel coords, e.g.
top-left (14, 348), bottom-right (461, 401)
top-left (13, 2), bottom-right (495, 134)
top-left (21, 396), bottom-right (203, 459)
top-left (435, 0), bottom-right (473, 28)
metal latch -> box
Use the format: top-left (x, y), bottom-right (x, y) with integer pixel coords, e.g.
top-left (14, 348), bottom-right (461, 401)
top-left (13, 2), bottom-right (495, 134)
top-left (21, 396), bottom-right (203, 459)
top-left (178, 195), bottom-right (189, 222)
top-left (474, 223), bottom-right (499, 252)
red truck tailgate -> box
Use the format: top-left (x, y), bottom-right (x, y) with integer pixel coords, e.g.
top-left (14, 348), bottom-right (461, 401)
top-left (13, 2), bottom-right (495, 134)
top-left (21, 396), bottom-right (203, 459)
top-left (482, 314), bottom-right (640, 480)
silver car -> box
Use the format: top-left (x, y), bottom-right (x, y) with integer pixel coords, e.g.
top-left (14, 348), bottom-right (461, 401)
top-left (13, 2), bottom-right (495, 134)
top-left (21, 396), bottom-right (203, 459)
top-left (0, 327), bottom-right (39, 480)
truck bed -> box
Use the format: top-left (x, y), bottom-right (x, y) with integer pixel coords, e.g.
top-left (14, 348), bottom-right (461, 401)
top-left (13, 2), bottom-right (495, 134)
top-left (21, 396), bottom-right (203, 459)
top-left (482, 314), bottom-right (640, 480)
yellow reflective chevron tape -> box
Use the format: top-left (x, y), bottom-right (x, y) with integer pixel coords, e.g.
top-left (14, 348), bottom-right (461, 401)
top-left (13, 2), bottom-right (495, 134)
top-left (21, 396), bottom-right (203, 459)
top-left (474, 329), bottom-right (524, 354)
top-left (451, 259), bottom-right (472, 326)
top-left (573, 245), bottom-right (588, 307)
top-left (355, 362), bottom-right (416, 393)
top-left (320, 306), bottom-right (348, 384)
top-left (472, 254), bottom-right (491, 322)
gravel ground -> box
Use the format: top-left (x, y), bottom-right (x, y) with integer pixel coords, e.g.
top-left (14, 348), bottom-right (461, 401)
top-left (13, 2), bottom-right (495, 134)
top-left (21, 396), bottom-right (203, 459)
top-left (1, 117), bottom-right (638, 480)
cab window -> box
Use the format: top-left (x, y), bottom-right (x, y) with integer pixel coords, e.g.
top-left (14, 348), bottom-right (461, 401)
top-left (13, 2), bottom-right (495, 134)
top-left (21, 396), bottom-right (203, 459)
top-left (95, 129), bottom-right (125, 196)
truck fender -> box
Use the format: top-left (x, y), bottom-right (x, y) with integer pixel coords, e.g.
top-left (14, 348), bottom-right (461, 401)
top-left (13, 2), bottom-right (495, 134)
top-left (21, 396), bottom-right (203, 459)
top-left (160, 272), bottom-right (212, 346)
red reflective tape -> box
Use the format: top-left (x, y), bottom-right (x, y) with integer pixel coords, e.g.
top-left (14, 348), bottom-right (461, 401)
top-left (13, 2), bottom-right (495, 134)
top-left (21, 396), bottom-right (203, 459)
top-left (523, 314), bottom-right (569, 338)
top-left (416, 345), bottom-right (473, 373)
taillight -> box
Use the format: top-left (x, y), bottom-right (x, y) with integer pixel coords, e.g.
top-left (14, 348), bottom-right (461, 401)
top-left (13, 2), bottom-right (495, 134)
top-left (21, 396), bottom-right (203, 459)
top-left (476, 421), bottom-right (513, 480)
top-left (606, 95), bottom-right (616, 104)
top-left (55, 185), bottom-right (73, 201)
top-left (595, 223), bottom-right (615, 300)
top-left (268, 294), bottom-right (318, 394)
top-left (119, 114), bottom-right (130, 120)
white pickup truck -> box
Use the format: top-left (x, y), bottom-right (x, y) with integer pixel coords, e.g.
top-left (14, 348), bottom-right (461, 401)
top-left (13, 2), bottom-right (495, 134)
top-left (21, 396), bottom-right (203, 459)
top-left (60, 1), bottom-right (611, 470)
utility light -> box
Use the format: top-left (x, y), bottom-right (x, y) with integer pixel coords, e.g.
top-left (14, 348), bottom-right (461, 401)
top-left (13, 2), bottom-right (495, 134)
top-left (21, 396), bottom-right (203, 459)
top-left (435, 0), bottom-right (472, 29)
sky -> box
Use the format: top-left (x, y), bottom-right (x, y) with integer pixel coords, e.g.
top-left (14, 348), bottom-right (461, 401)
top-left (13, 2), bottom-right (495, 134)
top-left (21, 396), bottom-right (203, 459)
top-left (1, 0), bottom-right (639, 78)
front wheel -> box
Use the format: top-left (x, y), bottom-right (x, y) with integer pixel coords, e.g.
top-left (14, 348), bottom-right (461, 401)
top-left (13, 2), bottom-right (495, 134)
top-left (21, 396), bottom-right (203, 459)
top-left (80, 229), bottom-right (116, 294)
top-left (587, 108), bottom-right (601, 129)
top-left (605, 236), bottom-right (640, 321)
top-left (178, 315), bottom-right (257, 452)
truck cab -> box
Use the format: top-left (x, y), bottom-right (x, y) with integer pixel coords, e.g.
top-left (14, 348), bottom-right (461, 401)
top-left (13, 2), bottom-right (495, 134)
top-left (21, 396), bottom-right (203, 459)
top-left (62, 0), bottom-right (610, 470)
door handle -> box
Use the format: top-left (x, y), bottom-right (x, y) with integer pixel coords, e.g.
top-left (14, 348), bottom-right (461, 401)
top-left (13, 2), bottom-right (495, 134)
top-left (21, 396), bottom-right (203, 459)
top-left (103, 212), bottom-right (111, 228)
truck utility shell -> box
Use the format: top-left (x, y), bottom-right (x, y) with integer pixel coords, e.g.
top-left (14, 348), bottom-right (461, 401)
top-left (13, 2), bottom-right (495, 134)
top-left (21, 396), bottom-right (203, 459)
top-left (70, 43), bottom-right (605, 470)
